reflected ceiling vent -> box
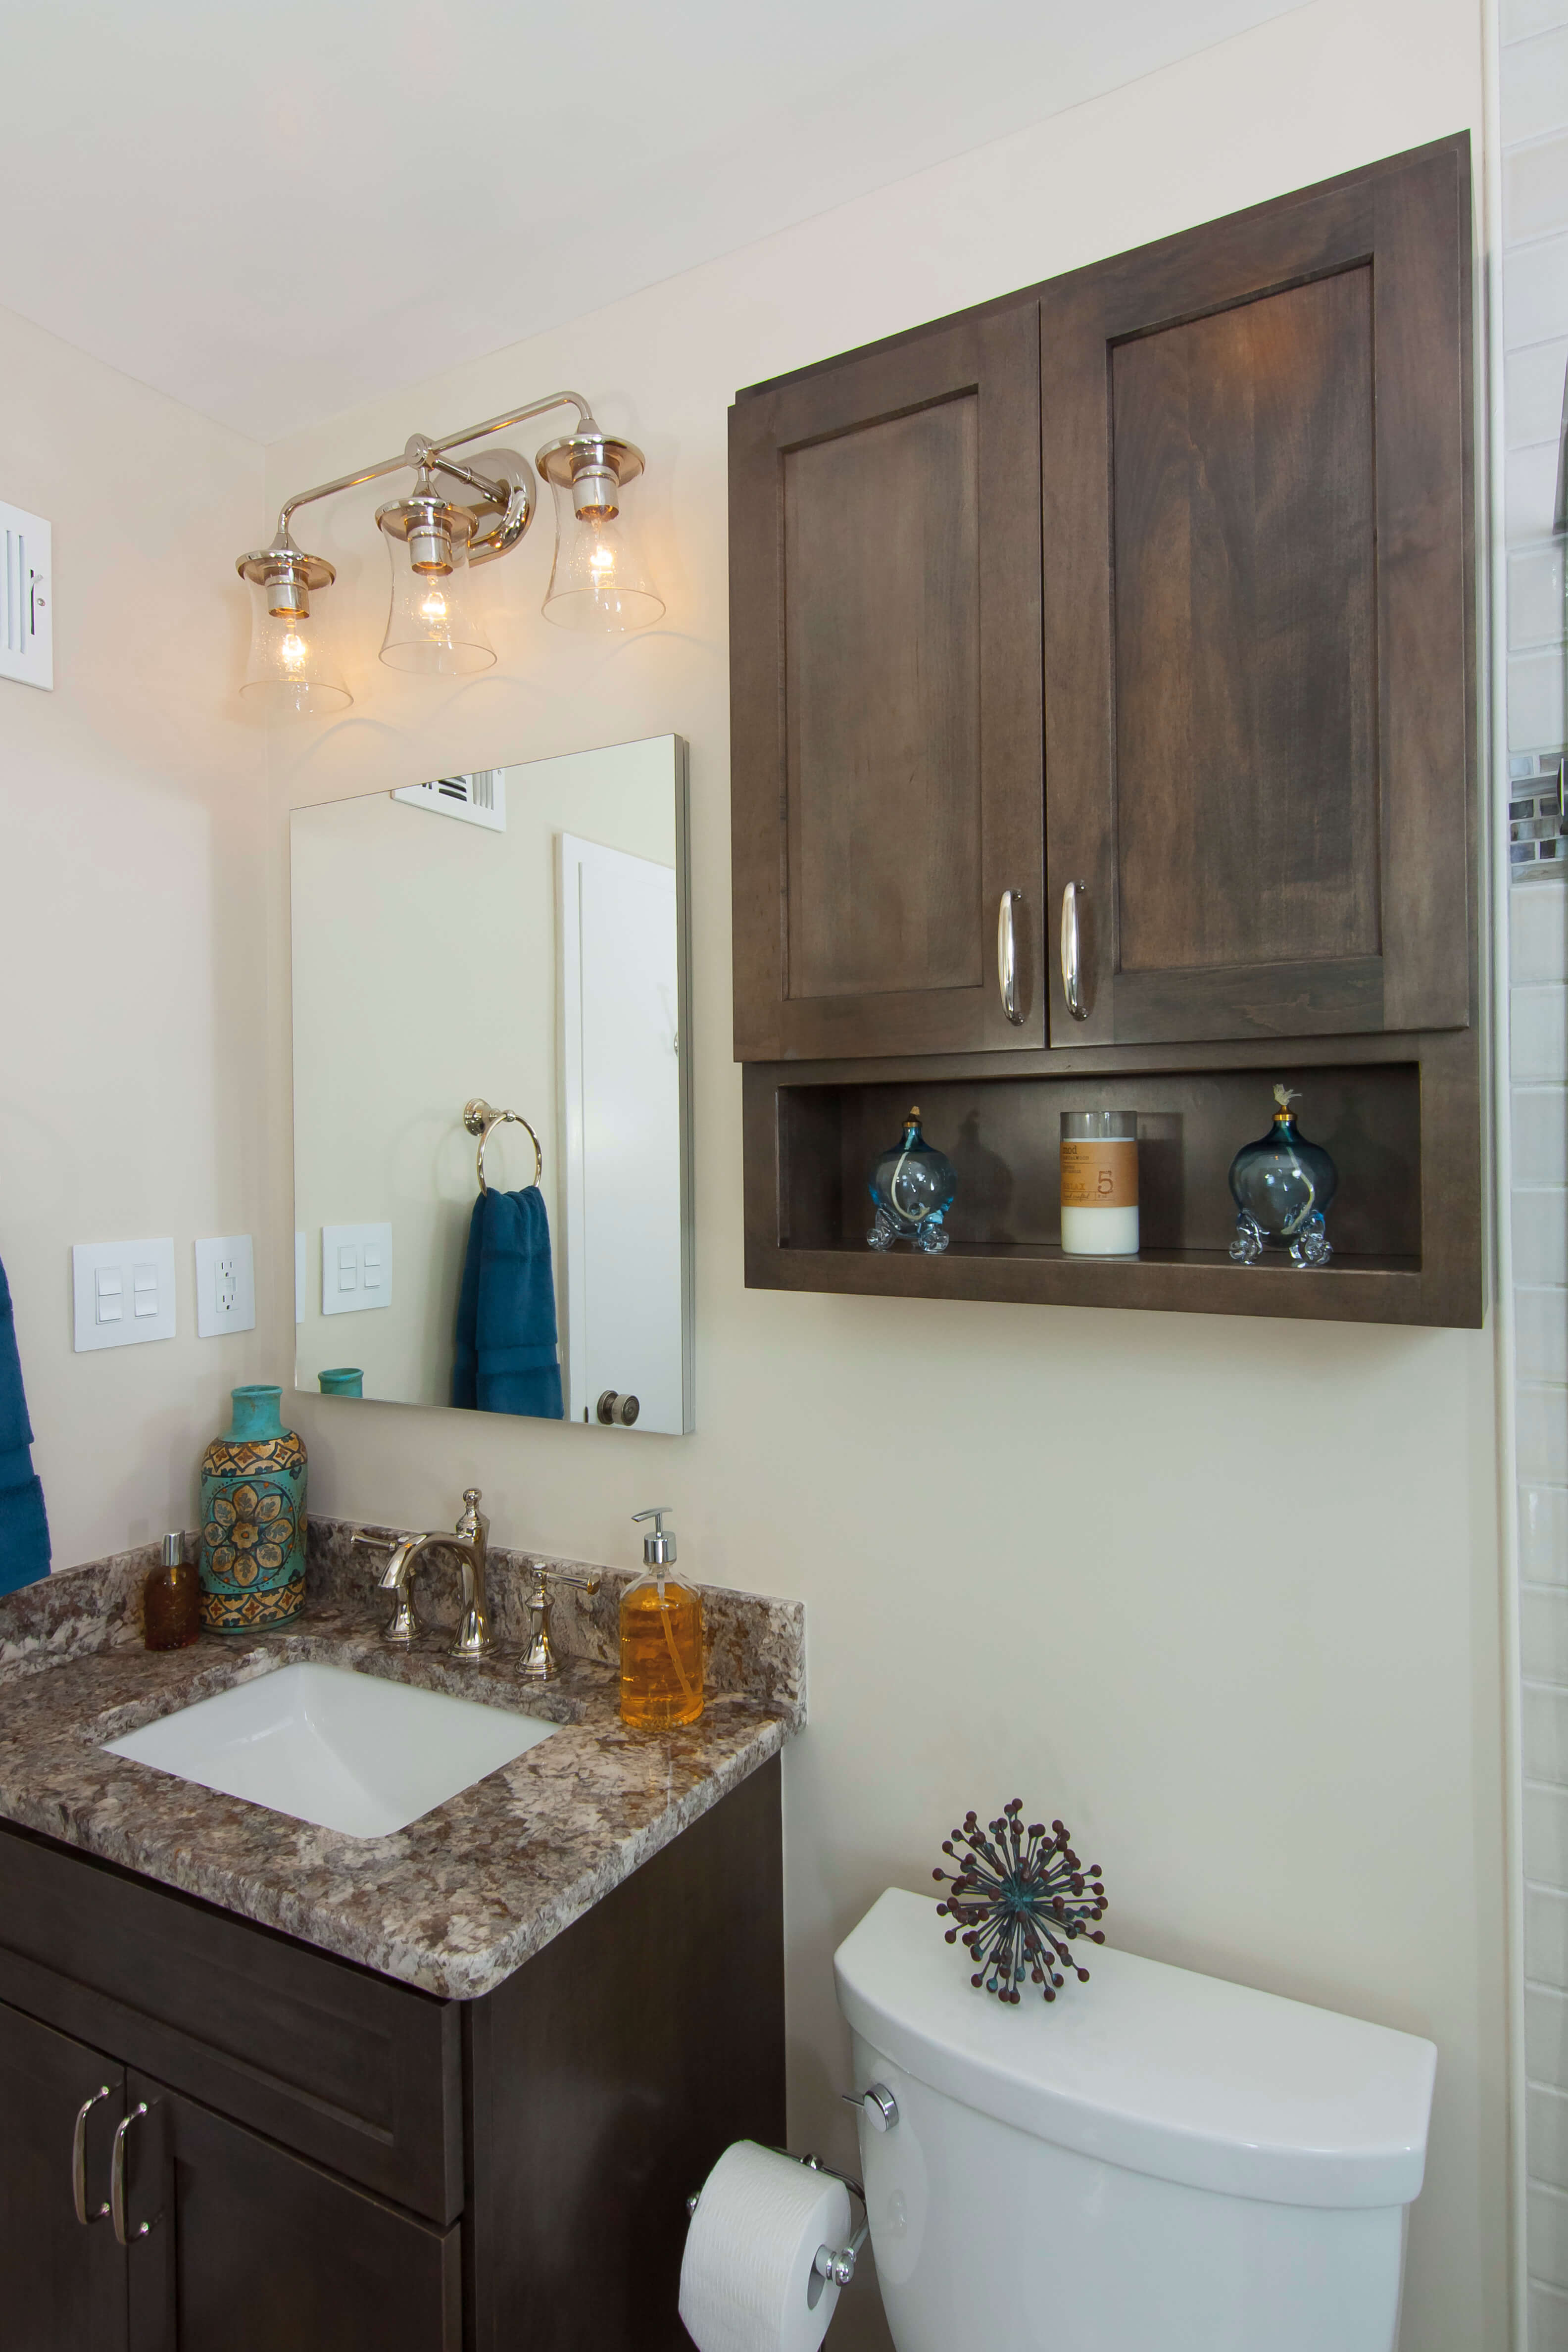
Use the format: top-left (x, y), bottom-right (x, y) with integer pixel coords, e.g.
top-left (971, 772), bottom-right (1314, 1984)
top-left (391, 771), bottom-right (506, 832)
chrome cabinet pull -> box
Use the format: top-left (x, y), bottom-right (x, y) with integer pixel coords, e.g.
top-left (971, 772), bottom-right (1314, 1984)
top-left (71, 2085), bottom-right (113, 2225)
top-left (110, 2102), bottom-right (159, 2246)
top-left (997, 890), bottom-right (1025, 1025)
top-left (1060, 881), bottom-right (1089, 1021)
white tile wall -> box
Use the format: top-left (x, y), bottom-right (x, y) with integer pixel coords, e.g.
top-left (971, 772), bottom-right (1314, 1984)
top-left (1514, 543), bottom-right (1568, 650)
top-left (1529, 1888), bottom-right (1568, 1988)
top-left (1522, 1288), bottom-right (1568, 1381)
top-left (1512, 135), bottom-right (1568, 244)
top-left (1517, 1091), bottom-right (1568, 1184)
top-left (1522, 1586), bottom-right (1568, 1682)
top-left (1480, 17), bottom-right (1568, 2322)
top-left (1515, 989), bottom-right (1568, 1082)
top-left (1530, 2280), bottom-right (1568, 2352)
top-left (1509, 441), bottom-right (1566, 546)
top-left (1514, 649), bottom-right (1568, 749)
top-left (1509, 340), bottom-right (1568, 447)
top-left (1509, 232), bottom-right (1568, 347)
top-left (1518, 888), bottom-right (1568, 982)
top-left (1515, 1191), bottom-right (1568, 1286)
top-left (1505, 32), bottom-right (1568, 148)
top-left (1526, 1485), bottom-right (1568, 1581)
top-left (1507, 0), bottom-right (1568, 47)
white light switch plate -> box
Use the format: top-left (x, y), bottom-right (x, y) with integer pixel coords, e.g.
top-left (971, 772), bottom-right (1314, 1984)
top-left (72, 1238), bottom-right (176, 1352)
top-left (195, 1235), bottom-right (256, 1338)
top-left (321, 1223), bottom-right (393, 1316)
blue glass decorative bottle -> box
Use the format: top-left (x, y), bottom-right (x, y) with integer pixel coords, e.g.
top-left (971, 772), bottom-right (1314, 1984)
top-left (1228, 1085), bottom-right (1338, 1268)
top-left (867, 1105), bottom-right (956, 1254)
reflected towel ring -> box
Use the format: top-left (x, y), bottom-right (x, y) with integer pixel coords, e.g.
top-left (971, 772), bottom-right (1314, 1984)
top-left (462, 1097), bottom-right (542, 1193)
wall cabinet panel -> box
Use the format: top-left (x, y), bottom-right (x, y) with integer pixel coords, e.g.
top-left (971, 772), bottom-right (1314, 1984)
top-left (730, 136), bottom-right (1480, 1327)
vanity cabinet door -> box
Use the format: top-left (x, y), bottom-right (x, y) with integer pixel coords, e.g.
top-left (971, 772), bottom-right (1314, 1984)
top-left (123, 2076), bottom-right (461, 2352)
top-left (730, 300), bottom-right (1044, 1059)
top-left (0, 1998), bottom-right (127, 2352)
top-left (1039, 135), bottom-right (1473, 1049)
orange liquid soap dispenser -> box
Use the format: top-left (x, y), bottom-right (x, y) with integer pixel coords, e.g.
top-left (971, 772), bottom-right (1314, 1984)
top-left (619, 1507), bottom-right (704, 1728)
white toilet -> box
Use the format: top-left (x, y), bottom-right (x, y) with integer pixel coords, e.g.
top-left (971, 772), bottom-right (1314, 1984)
top-left (834, 1889), bottom-right (1436, 2352)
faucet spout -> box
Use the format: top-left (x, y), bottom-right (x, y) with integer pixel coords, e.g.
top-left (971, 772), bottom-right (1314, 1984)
top-left (360, 1490), bottom-right (494, 1659)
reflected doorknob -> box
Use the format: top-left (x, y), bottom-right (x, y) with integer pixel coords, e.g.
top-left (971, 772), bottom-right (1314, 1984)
top-left (596, 1390), bottom-right (640, 1426)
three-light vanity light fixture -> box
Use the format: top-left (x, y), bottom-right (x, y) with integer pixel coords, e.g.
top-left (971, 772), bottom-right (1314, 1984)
top-left (235, 391), bottom-right (663, 717)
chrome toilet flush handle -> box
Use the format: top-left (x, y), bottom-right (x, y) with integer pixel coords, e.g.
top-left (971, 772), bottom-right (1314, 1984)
top-left (841, 2082), bottom-right (899, 2133)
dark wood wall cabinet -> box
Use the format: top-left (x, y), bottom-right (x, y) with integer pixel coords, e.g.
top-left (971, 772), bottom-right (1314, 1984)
top-left (730, 136), bottom-right (1482, 1328)
top-left (0, 1761), bottom-right (784, 2352)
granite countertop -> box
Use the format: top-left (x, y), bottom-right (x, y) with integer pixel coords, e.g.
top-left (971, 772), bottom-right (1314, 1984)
top-left (0, 1518), bottom-right (805, 2001)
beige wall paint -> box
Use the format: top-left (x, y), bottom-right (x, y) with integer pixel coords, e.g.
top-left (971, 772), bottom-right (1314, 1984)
top-left (0, 303), bottom-right (274, 1568)
top-left (0, 0), bottom-right (1502, 2343)
top-left (262, 5), bottom-right (1506, 2344)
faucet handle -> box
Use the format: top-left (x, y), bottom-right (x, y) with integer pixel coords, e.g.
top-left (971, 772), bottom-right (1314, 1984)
top-left (538, 1566), bottom-right (600, 1595)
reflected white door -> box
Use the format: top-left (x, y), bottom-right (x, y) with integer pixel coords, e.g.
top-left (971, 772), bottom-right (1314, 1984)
top-left (558, 835), bottom-right (685, 1433)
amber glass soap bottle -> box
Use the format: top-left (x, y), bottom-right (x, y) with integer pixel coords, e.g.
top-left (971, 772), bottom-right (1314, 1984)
top-left (619, 1508), bottom-right (703, 1728)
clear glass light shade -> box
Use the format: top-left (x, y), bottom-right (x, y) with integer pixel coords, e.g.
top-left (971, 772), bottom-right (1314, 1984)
top-left (379, 531), bottom-right (495, 675)
top-left (542, 476), bottom-right (664, 634)
top-left (240, 578), bottom-right (351, 718)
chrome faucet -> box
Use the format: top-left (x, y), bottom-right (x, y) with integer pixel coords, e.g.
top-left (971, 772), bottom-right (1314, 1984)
top-left (518, 1562), bottom-right (601, 1681)
top-left (355, 1487), bottom-right (495, 1659)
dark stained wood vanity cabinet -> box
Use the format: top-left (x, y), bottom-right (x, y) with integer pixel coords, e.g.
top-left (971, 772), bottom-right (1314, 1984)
top-left (729, 135), bottom-right (1484, 1328)
top-left (0, 1759), bottom-right (784, 2352)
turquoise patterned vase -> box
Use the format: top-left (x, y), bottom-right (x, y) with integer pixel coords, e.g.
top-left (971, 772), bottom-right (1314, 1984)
top-left (199, 1386), bottom-right (307, 1633)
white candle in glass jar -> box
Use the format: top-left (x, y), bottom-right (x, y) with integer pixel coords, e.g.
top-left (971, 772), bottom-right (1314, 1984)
top-left (1060, 1111), bottom-right (1140, 1256)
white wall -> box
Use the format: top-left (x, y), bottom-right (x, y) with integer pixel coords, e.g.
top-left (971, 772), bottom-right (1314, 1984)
top-left (0, 303), bottom-right (273, 1568)
top-left (258, 5), bottom-right (1505, 2345)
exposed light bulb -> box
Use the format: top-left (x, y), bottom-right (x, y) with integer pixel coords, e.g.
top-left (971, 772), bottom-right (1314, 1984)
top-left (280, 629), bottom-right (309, 672)
top-left (419, 586), bottom-right (449, 625)
top-left (588, 539), bottom-right (616, 586)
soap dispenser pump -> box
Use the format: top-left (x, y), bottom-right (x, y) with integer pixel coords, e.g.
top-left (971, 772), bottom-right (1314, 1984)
top-left (620, 1507), bottom-right (704, 1729)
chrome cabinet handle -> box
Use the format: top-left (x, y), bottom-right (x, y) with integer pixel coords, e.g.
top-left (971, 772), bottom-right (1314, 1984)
top-left (1060, 881), bottom-right (1089, 1021)
top-left (71, 2085), bottom-right (113, 2225)
top-left (997, 890), bottom-right (1025, 1025)
top-left (110, 2102), bottom-right (158, 2246)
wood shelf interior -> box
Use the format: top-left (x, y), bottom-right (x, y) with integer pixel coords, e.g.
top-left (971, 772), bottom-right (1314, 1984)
top-left (776, 1065), bottom-right (1421, 1268)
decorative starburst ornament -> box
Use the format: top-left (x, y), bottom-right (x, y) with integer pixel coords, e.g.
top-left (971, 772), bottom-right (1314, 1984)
top-left (933, 1802), bottom-right (1108, 2005)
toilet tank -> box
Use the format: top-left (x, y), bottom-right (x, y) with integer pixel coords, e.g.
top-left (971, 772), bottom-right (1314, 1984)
top-left (834, 1890), bottom-right (1436, 2352)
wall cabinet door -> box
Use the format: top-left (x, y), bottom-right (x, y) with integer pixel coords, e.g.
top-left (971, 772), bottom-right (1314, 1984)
top-left (0, 1999), bottom-right (127, 2352)
top-left (1040, 135), bottom-right (1472, 1048)
top-left (122, 2076), bottom-right (461, 2352)
top-left (730, 301), bottom-right (1044, 1059)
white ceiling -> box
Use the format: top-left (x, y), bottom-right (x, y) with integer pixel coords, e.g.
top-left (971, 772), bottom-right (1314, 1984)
top-left (2, 0), bottom-right (1305, 444)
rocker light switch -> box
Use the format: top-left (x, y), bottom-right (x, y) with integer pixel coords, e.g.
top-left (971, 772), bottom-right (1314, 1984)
top-left (322, 1224), bottom-right (392, 1316)
top-left (73, 1239), bottom-right (176, 1352)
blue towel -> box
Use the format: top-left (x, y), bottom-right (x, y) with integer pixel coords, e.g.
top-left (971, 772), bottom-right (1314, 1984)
top-left (0, 1252), bottom-right (50, 1592)
top-left (451, 1187), bottom-right (564, 1420)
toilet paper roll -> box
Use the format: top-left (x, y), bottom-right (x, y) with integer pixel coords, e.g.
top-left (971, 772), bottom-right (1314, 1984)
top-left (679, 2141), bottom-right (852, 2352)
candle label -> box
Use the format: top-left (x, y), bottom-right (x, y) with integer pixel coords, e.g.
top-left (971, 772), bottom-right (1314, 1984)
top-left (1060, 1139), bottom-right (1138, 1208)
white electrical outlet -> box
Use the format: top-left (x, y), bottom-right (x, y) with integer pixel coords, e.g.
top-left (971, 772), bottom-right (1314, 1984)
top-left (321, 1223), bottom-right (393, 1315)
top-left (195, 1235), bottom-right (256, 1338)
top-left (73, 1239), bottom-right (176, 1352)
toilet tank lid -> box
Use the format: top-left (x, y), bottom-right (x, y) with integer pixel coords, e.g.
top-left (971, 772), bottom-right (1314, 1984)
top-left (833, 1890), bottom-right (1436, 2210)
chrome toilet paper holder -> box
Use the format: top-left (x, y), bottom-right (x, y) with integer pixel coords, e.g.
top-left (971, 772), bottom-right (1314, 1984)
top-left (685, 2150), bottom-right (870, 2290)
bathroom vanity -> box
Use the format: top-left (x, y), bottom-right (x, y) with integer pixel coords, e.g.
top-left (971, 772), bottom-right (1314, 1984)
top-left (0, 1529), bottom-right (802, 2352)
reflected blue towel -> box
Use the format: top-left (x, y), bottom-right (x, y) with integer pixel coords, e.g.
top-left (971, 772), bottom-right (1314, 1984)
top-left (0, 1252), bottom-right (50, 1592)
top-left (451, 1187), bottom-right (564, 1420)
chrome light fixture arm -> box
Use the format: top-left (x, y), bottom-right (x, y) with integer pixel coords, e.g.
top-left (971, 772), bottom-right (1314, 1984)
top-left (270, 391), bottom-right (599, 543)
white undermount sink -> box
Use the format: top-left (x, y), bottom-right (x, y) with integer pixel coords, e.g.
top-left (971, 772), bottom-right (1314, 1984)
top-left (103, 1661), bottom-right (561, 1839)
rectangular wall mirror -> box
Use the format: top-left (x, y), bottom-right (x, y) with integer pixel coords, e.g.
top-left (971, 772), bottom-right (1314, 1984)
top-left (290, 735), bottom-right (692, 1433)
